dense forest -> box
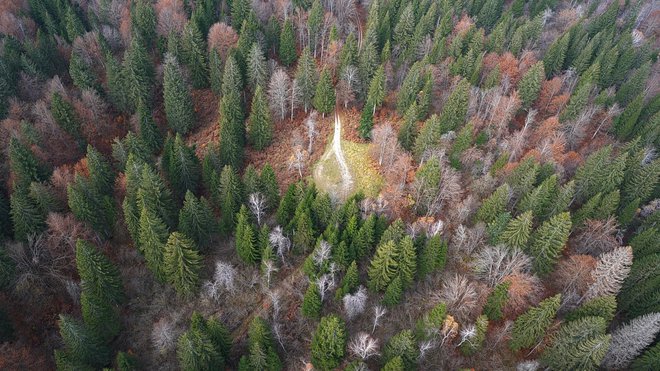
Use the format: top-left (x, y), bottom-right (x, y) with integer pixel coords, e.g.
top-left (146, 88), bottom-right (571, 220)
top-left (0, 0), bottom-right (659, 369)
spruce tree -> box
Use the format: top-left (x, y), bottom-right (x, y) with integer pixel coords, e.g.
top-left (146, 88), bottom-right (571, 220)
top-left (302, 282), bottom-right (322, 319)
top-left (313, 69), bottom-right (335, 116)
top-left (499, 211), bottom-right (533, 249)
top-left (57, 315), bottom-right (110, 368)
top-left (417, 234), bottom-right (447, 278)
top-left (612, 93), bottom-right (644, 140)
top-left (295, 47), bottom-right (318, 113)
top-left (510, 294), bottom-right (561, 352)
top-left (560, 82), bottom-right (592, 123)
top-left (518, 61), bottom-right (545, 109)
top-left (382, 276), bottom-right (403, 306)
top-left (177, 313), bottom-right (228, 371)
top-left (475, 184), bottom-right (511, 224)
top-left (292, 207), bottom-right (315, 253)
top-left (51, 92), bottom-right (84, 148)
top-left (279, 19), bottom-right (297, 66)
top-left (8, 136), bottom-right (48, 190)
top-left (276, 183), bottom-right (298, 227)
top-left (631, 342), bottom-right (660, 371)
top-left (69, 49), bottom-right (99, 91)
top-left (218, 56), bottom-right (245, 169)
top-left (137, 166), bottom-right (177, 229)
top-left (543, 32), bottom-right (569, 78)
top-left (130, 0), bottom-right (156, 46)
top-left (541, 316), bottom-right (610, 371)
top-left (518, 174), bottom-right (558, 220)
top-left (218, 165), bottom-right (243, 234)
top-left (67, 175), bottom-right (115, 238)
top-left (162, 134), bottom-right (202, 198)
top-left (311, 315), bottom-right (346, 371)
top-left (76, 239), bottom-right (123, 305)
top-left (566, 295), bottom-right (617, 323)
top-left (123, 36), bottom-right (155, 109)
top-left (260, 164), bottom-right (280, 210)
top-left (136, 103), bottom-right (162, 153)
top-left (366, 65), bottom-right (386, 114)
top-left (483, 282), bottom-right (510, 321)
top-left (163, 55), bottom-right (195, 134)
top-left (358, 106), bottom-right (374, 140)
top-left (383, 330), bottom-right (418, 369)
top-left (528, 212), bottom-right (571, 276)
top-left (139, 207), bottom-right (168, 281)
top-left (397, 102), bottom-right (418, 152)
top-left (235, 205), bottom-right (260, 264)
top-left (368, 240), bottom-right (399, 292)
top-left (181, 22), bottom-right (209, 89)
top-left (238, 317), bottom-right (282, 371)
top-left (249, 86), bottom-right (273, 150)
top-left (397, 236), bottom-right (416, 288)
top-left (10, 191), bottom-right (45, 241)
top-left (335, 261), bottom-right (359, 300)
top-left (179, 191), bottom-right (217, 249)
top-left (163, 232), bottom-right (202, 297)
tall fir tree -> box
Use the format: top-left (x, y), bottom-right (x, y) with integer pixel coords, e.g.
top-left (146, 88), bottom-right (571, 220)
top-left (238, 317), bottom-right (282, 371)
top-left (279, 19), bottom-right (297, 67)
top-left (181, 22), bottom-right (209, 89)
top-left (540, 316), bottom-right (610, 370)
top-left (123, 36), bottom-right (155, 109)
top-left (518, 61), bottom-right (545, 109)
top-left (311, 315), bottom-right (346, 371)
top-left (510, 294), bottom-right (561, 352)
top-left (368, 240), bottom-right (399, 292)
top-left (527, 212), bottom-right (571, 276)
top-left (163, 54), bottom-right (196, 134)
top-left (313, 69), bottom-right (335, 116)
top-left (56, 315), bottom-right (110, 368)
top-left (248, 85), bottom-right (273, 150)
top-left (295, 47), bottom-right (318, 113)
top-left (162, 134), bottom-right (202, 198)
top-left (179, 191), bottom-right (217, 249)
top-left (235, 205), bottom-right (260, 264)
top-left (218, 165), bottom-right (243, 234)
top-left (164, 232), bottom-right (202, 297)
top-left (139, 207), bottom-right (169, 281)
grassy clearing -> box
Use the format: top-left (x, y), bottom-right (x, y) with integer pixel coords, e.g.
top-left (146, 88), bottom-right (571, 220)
top-left (313, 140), bottom-right (383, 199)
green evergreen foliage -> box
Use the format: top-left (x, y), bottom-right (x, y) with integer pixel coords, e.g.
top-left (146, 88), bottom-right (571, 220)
top-left (311, 315), bottom-right (346, 371)
top-left (302, 282), bottom-right (322, 318)
top-left (163, 232), bottom-right (202, 297)
top-left (51, 92), bottom-right (84, 148)
top-left (382, 275), bottom-right (403, 306)
top-left (528, 212), bottom-right (571, 276)
top-left (573, 146), bottom-right (625, 203)
top-left (518, 61), bottom-right (545, 109)
top-left (295, 47), bottom-right (318, 113)
top-left (8, 136), bottom-right (48, 190)
top-left (238, 317), bottom-right (282, 371)
top-left (566, 295), bottom-right (617, 323)
top-left (417, 234), bottom-right (447, 278)
top-left (116, 351), bottom-right (138, 371)
top-left (123, 36), bottom-right (155, 109)
top-left (397, 236), bottom-right (416, 288)
top-left (162, 134), bottom-right (201, 197)
top-left (67, 174), bottom-right (115, 238)
top-left (313, 69), bottom-right (335, 116)
top-left (163, 55), bottom-right (195, 134)
top-left (247, 43), bottom-right (267, 91)
top-left (136, 103), bottom-right (162, 153)
top-left (235, 205), bottom-right (260, 264)
top-left (358, 107), bottom-right (374, 140)
top-left (69, 49), bottom-right (99, 91)
top-left (475, 184), bottom-right (511, 224)
top-left (540, 316), bottom-right (610, 371)
top-left (76, 239), bottom-right (123, 305)
top-left (518, 174), bottom-right (558, 220)
top-left (383, 330), bottom-right (418, 369)
top-left (484, 282), bottom-right (510, 321)
top-left (368, 240), bottom-right (399, 292)
top-left (366, 65), bottom-right (386, 114)
top-left (500, 211), bottom-right (533, 249)
top-left (137, 165), bottom-right (177, 229)
top-left (179, 191), bottom-right (217, 249)
top-left (57, 315), bottom-right (110, 368)
top-left (209, 49), bottom-right (223, 95)
top-left (312, 193), bottom-right (333, 233)
top-left (80, 290), bottom-right (119, 343)
top-left (139, 207), bottom-right (168, 281)
top-left (335, 261), bottom-right (359, 300)
top-left (218, 56), bottom-right (245, 169)
top-left (292, 207), bottom-right (315, 253)
top-left (382, 356), bottom-right (404, 371)
top-left (616, 62), bottom-right (651, 107)
top-left (560, 82), bottom-right (592, 123)
top-left (629, 227), bottom-right (659, 259)
top-left (181, 22), bottom-right (209, 89)
top-left (259, 164), bottom-right (280, 210)
top-left (10, 191), bottom-right (45, 241)
top-left (510, 294), bottom-right (561, 352)
top-left (130, 0), bottom-right (156, 46)
top-left (613, 93), bottom-right (644, 140)
top-left (279, 19), bottom-right (297, 66)
top-left (276, 183), bottom-right (298, 227)
top-left (631, 341), bottom-right (660, 371)
top-left (415, 302), bottom-right (447, 340)
top-left (218, 165), bottom-right (243, 234)
top-left (177, 313), bottom-right (227, 371)
top-left (398, 102), bottom-right (418, 152)
top-left (460, 315), bottom-right (489, 356)
top-left (543, 31), bottom-right (570, 78)
top-left (249, 86), bottom-right (273, 150)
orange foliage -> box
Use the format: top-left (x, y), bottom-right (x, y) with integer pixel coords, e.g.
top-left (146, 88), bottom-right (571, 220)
top-left (550, 255), bottom-right (596, 297)
top-left (155, 0), bottom-right (186, 36)
top-left (207, 22), bottom-right (238, 59)
top-left (454, 14), bottom-right (474, 35)
top-left (502, 273), bottom-right (543, 318)
top-left (498, 53), bottom-right (520, 84)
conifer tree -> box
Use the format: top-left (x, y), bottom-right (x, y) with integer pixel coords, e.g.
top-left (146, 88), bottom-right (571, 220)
top-left (163, 55), bottom-right (195, 134)
top-left (612, 93), bottom-right (644, 140)
top-left (573, 146), bottom-right (626, 203)
top-left (366, 65), bottom-right (386, 115)
top-left (518, 174), bottom-right (558, 220)
top-left (209, 49), bottom-right (223, 95)
top-left (69, 49), bottom-right (99, 92)
top-left (510, 294), bottom-right (561, 352)
top-left (276, 183), bottom-right (298, 227)
top-left (163, 232), bottom-right (202, 297)
top-left (499, 211), bottom-right (533, 249)
top-left (397, 236), bottom-right (416, 288)
top-left (368, 240), bottom-right (399, 292)
top-left (417, 234), bottom-right (447, 278)
top-left (397, 102), bottom-right (418, 152)
top-left (335, 261), bottom-right (359, 300)
top-left (139, 207), bottom-right (168, 281)
top-left (218, 56), bottom-right (245, 169)
top-left (137, 166), bottom-right (177, 228)
top-left (302, 282), bottom-right (322, 318)
top-left (249, 86), bottom-right (273, 150)
top-left (632, 342), bottom-right (660, 371)
top-left (235, 205), bottom-right (260, 264)
top-left (8, 137), bottom-right (48, 190)
top-left (560, 82), bottom-right (592, 123)
top-left (313, 69), bottom-right (335, 116)
top-left (543, 32), bottom-right (570, 78)
top-left (475, 184), bottom-right (511, 224)
top-left (383, 330), bottom-right (418, 369)
top-left (258, 164), bottom-right (280, 209)
top-left (566, 295), bottom-right (617, 323)
top-left (358, 106), bottom-right (374, 140)
top-left (293, 207), bottom-right (315, 253)
top-left (218, 165), bottom-right (243, 234)
top-left (483, 282), bottom-right (510, 321)
top-left (51, 92), bottom-right (84, 148)
top-left (541, 316), bottom-right (610, 371)
top-left (135, 103), bottom-right (162, 153)
top-left (177, 326), bottom-right (221, 371)
top-left (162, 134), bottom-right (201, 197)
top-left (181, 22), bottom-right (209, 89)
top-left (123, 36), bottom-right (155, 109)
top-left (518, 61), bottom-right (545, 109)
top-left (295, 48), bottom-right (318, 112)
top-left (130, 0), bottom-right (156, 46)
top-left (57, 315), bottom-right (110, 368)
top-left (247, 43), bottom-right (267, 91)
top-left (68, 174), bottom-right (116, 238)
top-left (279, 19), bottom-right (297, 66)
top-left (528, 212), bottom-right (571, 276)
top-left (311, 315), bottom-right (347, 371)
top-left (460, 315), bottom-right (489, 356)
top-left (179, 191), bottom-right (217, 249)
top-left (382, 276), bottom-right (403, 306)
top-left (238, 317), bottom-right (282, 371)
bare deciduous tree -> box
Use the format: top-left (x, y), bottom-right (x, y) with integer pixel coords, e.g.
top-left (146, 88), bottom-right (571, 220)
top-left (248, 192), bottom-right (267, 226)
top-left (473, 245), bottom-right (532, 286)
top-left (371, 123), bottom-right (397, 167)
top-left (343, 286), bottom-right (368, 320)
top-left (288, 145), bottom-right (308, 179)
top-left (290, 77), bottom-right (301, 120)
top-left (269, 226), bottom-right (291, 263)
top-left (305, 111), bottom-right (319, 154)
top-left (152, 317), bottom-right (178, 354)
top-left (202, 260), bottom-right (238, 301)
top-left (372, 305), bottom-right (387, 333)
top-left (573, 217), bottom-right (619, 256)
top-left (269, 68), bottom-right (291, 120)
top-left (438, 274), bottom-right (478, 321)
top-left (349, 332), bottom-right (379, 360)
